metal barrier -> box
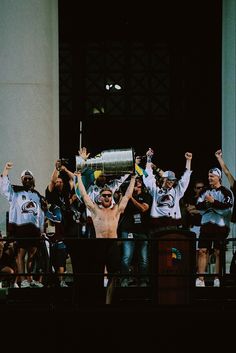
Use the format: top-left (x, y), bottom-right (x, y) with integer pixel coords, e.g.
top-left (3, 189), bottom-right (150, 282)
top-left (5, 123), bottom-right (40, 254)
top-left (1, 232), bottom-right (236, 307)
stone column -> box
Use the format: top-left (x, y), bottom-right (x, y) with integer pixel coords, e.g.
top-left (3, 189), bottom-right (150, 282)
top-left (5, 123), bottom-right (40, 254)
top-left (222, 0), bottom-right (236, 239)
top-left (0, 0), bottom-right (59, 234)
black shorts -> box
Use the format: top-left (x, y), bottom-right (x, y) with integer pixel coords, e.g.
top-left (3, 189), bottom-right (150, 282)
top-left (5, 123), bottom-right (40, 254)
top-left (198, 223), bottom-right (229, 250)
top-left (9, 224), bottom-right (41, 249)
top-left (74, 238), bottom-right (121, 288)
top-left (16, 235), bottom-right (41, 249)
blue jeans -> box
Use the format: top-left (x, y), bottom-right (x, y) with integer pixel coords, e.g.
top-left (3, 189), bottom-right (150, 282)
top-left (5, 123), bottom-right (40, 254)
top-left (120, 231), bottom-right (149, 283)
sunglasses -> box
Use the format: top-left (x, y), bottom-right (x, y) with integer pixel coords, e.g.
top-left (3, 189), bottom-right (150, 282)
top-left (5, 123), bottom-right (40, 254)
top-left (101, 194), bottom-right (112, 198)
top-left (195, 186), bottom-right (204, 189)
top-left (23, 177), bottom-right (33, 181)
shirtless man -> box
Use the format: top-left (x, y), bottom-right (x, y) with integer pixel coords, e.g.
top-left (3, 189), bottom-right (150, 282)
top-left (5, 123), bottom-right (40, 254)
top-left (75, 171), bottom-right (136, 303)
top-left (76, 171), bottom-right (136, 238)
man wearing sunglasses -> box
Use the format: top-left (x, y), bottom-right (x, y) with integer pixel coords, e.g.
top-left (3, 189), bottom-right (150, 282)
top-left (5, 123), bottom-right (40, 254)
top-left (74, 147), bottom-right (131, 238)
top-left (74, 170), bottom-right (136, 304)
top-left (0, 162), bottom-right (46, 289)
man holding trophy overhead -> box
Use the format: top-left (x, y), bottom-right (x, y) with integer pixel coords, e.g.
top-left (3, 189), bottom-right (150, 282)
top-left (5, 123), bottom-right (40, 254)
top-left (74, 147), bottom-right (136, 304)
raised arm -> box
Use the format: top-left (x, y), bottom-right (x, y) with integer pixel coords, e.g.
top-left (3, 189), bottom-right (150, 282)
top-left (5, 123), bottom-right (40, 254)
top-left (215, 149), bottom-right (235, 188)
top-left (48, 160), bottom-right (75, 192)
top-left (78, 147), bottom-right (90, 161)
top-left (48, 160), bottom-right (61, 192)
top-left (74, 171), bottom-right (96, 212)
top-left (2, 161), bottom-right (13, 177)
top-left (75, 147), bottom-right (91, 172)
top-left (118, 174), bottom-right (136, 213)
top-left (145, 148), bottom-right (154, 169)
top-left (0, 162), bottom-right (14, 200)
top-left (60, 164), bottom-right (75, 190)
top-left (185, 152), bottom-right (192, 170)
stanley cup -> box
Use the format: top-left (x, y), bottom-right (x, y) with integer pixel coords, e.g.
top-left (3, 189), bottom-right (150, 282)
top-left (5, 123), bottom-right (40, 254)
top-left (76, 148), bottom-right (135, 175)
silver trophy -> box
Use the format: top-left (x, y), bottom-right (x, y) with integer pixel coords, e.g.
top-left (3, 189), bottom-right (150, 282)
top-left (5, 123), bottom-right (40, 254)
top-left (76, 148), bottom-right (135, 175)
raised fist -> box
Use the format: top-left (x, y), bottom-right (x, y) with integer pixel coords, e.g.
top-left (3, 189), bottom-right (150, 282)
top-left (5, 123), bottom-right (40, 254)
top-left (185, 152), bottom-right (192, 160)
top-left (215, 149), bottom-right (222, 159)
top-left (5, 162), bottom-right (13, 170)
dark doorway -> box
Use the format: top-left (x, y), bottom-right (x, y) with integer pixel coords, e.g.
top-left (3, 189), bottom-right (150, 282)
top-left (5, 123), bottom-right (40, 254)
top-left (58, 0), bottom-right (222, 180)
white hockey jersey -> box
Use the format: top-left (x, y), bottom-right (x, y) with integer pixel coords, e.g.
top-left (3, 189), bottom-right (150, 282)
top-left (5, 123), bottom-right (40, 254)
top-left (0, 175), bottom-right (45, 232)
top-left (143, 167), bottom-right (192, 220)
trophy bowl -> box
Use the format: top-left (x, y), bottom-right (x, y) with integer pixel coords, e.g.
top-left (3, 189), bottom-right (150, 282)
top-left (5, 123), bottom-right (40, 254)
top-left (76, 148), bottom-right (135, 175)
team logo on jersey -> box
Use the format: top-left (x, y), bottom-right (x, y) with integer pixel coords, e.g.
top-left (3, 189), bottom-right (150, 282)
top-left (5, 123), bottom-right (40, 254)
top-left (21, 201), bottom-right (38, 215)
top-left (157, 193), bottom-right (174, 208)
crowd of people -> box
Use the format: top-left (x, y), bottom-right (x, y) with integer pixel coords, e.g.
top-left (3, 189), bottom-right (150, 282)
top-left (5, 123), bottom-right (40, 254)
top-left (0, 147), bottom-right (235, 302)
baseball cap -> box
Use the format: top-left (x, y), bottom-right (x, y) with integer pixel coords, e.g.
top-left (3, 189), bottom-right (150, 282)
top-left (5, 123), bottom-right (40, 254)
top-left (21, 169), bottom-right (34, 179)
top-left (162, 170), bottom-right (177, 181)
top-left (208, 167), bottom-right (222, 179)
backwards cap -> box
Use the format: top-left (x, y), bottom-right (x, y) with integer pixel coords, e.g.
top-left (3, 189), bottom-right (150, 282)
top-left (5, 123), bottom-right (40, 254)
top-left (21, 169), bottom-right (34, 178)
top-left (208, 167), bottom-right (222, 179)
